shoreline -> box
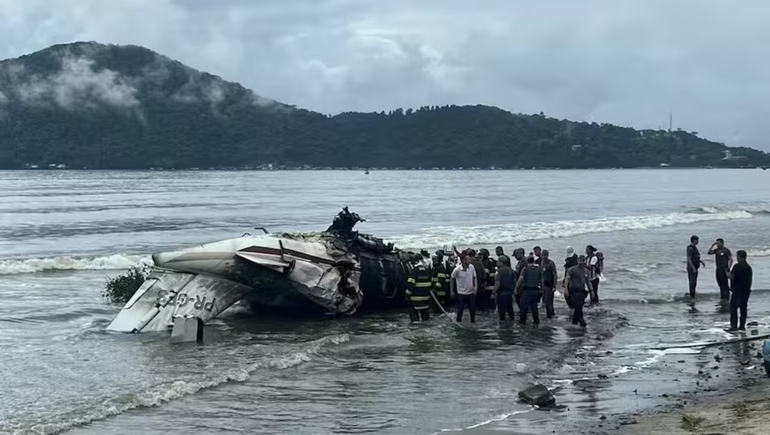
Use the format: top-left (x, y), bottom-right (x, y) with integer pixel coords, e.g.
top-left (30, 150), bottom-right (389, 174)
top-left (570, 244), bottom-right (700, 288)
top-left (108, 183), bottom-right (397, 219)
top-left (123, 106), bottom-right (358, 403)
top-left (2, 166), bottom-right (763, 171)
top-left (580, 336), bottom-right (770, 435)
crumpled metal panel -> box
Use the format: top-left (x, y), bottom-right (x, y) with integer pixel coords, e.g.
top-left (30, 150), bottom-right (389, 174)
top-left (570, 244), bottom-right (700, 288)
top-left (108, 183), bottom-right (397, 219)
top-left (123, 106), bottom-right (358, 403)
top-left (286, 261), bottom-right (361, 315)
top-left (106, 269), bottom-right (252, 333)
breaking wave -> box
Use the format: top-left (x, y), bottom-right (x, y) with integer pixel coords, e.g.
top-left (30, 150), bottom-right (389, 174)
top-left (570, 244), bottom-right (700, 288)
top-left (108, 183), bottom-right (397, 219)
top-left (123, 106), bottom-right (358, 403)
top-left (0, 254), bottom-right (151, 275)
top-left (391, 210), bottom-right (753, 249)
top-left (2, 334), bottom-right (350, 435)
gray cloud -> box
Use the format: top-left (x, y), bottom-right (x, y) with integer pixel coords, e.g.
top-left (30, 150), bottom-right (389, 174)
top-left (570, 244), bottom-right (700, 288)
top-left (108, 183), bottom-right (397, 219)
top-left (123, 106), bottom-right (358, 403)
top-left (15, 54), bottom-right (140, 110)
top-left (1, 0), bottom-right (769, 149)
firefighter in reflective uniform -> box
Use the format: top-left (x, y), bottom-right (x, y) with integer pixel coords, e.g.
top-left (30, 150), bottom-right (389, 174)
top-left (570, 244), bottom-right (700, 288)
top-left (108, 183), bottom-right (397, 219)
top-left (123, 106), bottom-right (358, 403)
top-left (431, 253), bottom-right (451, 312)
top-left (406, 256), bottom-right (433, 321)
top-left (478, 248), bottom-right (497, 310)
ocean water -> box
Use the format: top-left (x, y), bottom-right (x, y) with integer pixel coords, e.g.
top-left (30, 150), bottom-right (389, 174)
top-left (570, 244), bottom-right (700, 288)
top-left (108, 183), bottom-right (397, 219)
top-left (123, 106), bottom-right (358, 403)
top-left (2, 169), bottom-right (770, 435)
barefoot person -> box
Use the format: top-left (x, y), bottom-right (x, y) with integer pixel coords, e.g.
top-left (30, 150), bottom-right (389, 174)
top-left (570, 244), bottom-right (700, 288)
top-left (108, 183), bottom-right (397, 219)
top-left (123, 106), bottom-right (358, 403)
top-left (727, 250), bottom-right (753, 331)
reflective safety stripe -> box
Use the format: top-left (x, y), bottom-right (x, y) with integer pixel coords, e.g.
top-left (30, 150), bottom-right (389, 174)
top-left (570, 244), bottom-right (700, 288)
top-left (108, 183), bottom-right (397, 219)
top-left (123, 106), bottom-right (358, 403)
top-left (484, 269), bottom-right (490, 274)
top-left (410, 296), bottom-right (431, 302)
top-left (436, 273), bottom-right (448, 278)
top-left (407, 278), bottom-right (416, 284)
top-left (406, 289), bottom-right (412, 295)
top-left (485, 285), bottom-right (495, 291)
top-left (435, 291), bottom-right (447, 296)
top-left (415, 282), bottom-right (432, 288)
top-left (413, 305), bottom-right (431, 310)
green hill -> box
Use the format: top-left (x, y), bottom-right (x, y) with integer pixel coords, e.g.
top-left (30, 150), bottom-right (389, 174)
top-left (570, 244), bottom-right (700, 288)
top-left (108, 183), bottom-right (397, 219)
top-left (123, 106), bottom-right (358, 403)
top-left (1, 42), bottom-right (768, 169)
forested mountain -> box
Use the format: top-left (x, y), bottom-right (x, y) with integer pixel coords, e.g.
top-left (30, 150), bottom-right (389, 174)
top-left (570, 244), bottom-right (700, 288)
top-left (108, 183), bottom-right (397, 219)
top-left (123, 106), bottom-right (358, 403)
top-left (1, 42), bottom-right (768, 169)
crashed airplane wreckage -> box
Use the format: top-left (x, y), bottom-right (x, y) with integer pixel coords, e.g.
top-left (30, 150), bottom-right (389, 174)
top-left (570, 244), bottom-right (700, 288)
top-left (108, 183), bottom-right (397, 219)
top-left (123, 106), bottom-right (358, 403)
top-left (107, 208), bottom-right (423, 334)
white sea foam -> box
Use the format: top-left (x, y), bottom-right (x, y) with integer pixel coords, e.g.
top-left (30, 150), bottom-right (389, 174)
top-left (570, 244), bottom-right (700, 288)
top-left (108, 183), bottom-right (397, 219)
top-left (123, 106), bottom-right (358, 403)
top-left (390, 210), bottom-right (753, 249)
top-left (0, 254), bottom-right (151, 275)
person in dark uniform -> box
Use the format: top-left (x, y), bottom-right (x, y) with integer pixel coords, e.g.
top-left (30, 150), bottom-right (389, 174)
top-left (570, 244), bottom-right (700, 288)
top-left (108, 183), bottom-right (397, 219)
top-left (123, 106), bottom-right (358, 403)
top-left (406, 257), bottom-right (433, 322)
top-left (493, 255), bottom-right (515, 321)
top-left (512, 247), bottom-right (526, 307)
top-left (540, 249), bottom-right (559, 319)
top-left (431, 253), bottom-right (451, 312)
top-left (478, 248), bottom-right (497, 310)
top-left (686, 235), bottom-right (706, 298)
top-left (515, 256), bottom-right (543, 325)
top-left (562, 246), bottom-right (578, 308)
top-left (495, 246), bottom-right (505, 257)
top-left (468, 250), bottom-right (487, 310)
top-left (727, 250), bottom-right (753, 331)
top-left (708, 238), bottom-right (733, 300)
top-left (565, 255), bottom-right (593, 327)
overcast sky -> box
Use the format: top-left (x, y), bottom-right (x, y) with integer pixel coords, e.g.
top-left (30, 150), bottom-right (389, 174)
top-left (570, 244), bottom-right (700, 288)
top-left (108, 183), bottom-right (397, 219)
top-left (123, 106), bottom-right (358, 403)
top-left (1, 0), bottom-right (769, 149)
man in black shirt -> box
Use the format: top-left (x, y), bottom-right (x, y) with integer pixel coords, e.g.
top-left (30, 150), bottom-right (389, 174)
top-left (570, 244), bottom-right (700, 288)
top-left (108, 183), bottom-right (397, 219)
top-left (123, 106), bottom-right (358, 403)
top-left (727, 250), bottom-right (753, 331)
top-left (686, 235), bottom-right (706, 297)
top-left (708, 238), bottom-right (733, 300)
top-left (540, 249), bottom-right (559, 319)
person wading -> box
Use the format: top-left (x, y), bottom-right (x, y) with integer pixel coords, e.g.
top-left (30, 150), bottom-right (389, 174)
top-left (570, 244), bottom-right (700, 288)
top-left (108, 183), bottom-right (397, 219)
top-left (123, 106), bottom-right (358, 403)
top-left (406, 256), bottom-right (433, 322)
top-left (479, 248), bottom-right (497, 311)
top-left (431, 252), bottom-right (451, 312)
top-left (586, 245), bottom-right (600, 304)
top-left (708, 238), bottom-right (733, 301)
top-left (540, 249), bottom-right (559, 319)
top-left (727, 250), bottom-right (753, 332)
top-left (493, 255), bottom-right (515, 321)
top-left (686, 235), bottom-right (706, 298)
top-left (451, 255), bottom-right (477, 323)
top-left (515, 256), bottom-right (543, 325)
top-left (512, 247), bottom-right (527, 307)
top-left (562, 246), bottom-right (578, 308)
top-left (565, 255), bottom-right (593, 327)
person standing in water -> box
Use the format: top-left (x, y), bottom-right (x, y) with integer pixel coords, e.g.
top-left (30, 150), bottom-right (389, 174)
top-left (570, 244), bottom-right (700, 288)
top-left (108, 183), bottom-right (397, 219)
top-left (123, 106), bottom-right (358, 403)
top-left (565, 255), bottom-right (593, 327)
top-left (540, 250), bottom-right (559, 319)
top-left (515, 256), bottom-right (543, 325)
top-left (727, 250), bottom-right (753, 331)
top-left (708, 238), bottom-right (733, 301)
top-left (586, 245), bottom-right (600, 304)
top-left (451, 255), bottom-right (478, 323)
top-left (562, 247), bottom-right (578, 308)
top-left (686, 235), bottom-right (706, 298)
top-left (493, 255), bottom-right (516, 321)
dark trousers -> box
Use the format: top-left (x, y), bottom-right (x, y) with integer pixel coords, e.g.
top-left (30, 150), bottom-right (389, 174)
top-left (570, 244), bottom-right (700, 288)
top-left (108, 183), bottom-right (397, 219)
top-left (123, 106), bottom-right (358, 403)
top-left (496, 293), bottom-right (515, 321)
top-left (570, 290), bottom-right (587, 326)
top-left (687, 268), bottom-right (698, 297)
top-left (730, 291), bottom-right (750, 329)
top-left (476, 289), bottom-right (494, 310)
top-left (456, 294), bottom-right (476, 323)
top-left (590, 279), bottom-right (600, 303)
top-left (716, 269), bottom-right (730, 300)
top-left (409, 306), bottom-right (430, 322)
top-left (519, 288), bottom-right (540, 325)
top-left (542, 286), bottom-right (555, 318)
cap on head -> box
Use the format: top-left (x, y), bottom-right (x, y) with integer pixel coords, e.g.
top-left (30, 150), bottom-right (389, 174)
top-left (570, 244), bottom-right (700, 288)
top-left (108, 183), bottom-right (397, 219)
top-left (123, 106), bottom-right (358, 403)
top-left (716, 238), bottom-right (724, 244)
top-left (587, 245), bottom-right (597, 253)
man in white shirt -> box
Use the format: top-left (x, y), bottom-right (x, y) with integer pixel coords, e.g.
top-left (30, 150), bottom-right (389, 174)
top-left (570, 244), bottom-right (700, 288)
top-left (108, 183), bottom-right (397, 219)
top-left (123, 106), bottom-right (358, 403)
top-left (451, 254), bottom-right (478, 323)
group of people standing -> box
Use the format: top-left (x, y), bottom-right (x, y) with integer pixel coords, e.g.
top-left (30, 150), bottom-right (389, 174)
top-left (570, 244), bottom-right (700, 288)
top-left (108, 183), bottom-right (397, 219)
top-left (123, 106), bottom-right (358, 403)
top-left (686, 236), bottom-right (754, 331)
top-left (405, 244), bottom-right (605, 328)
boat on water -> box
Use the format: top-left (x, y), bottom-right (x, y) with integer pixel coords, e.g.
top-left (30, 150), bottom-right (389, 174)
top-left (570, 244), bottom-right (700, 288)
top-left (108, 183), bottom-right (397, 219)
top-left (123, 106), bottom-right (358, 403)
top-left (107, 208), bottom-right (422, 334)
